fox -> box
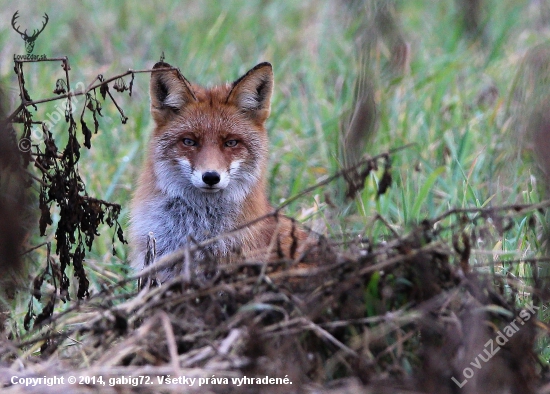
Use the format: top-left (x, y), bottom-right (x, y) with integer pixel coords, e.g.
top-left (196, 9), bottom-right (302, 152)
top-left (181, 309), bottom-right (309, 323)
top-left (129, 61), bottom-right (312, 282)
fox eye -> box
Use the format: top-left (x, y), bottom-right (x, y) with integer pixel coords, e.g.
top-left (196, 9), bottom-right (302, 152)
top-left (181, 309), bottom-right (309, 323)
top-left (224, 140), bottom-right (238, 147)
top-left (182, 138), bottom-right (197, 147)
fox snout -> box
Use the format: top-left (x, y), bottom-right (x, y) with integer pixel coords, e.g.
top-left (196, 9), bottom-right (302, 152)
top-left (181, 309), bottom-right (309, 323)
top-left (189, 165), bottom-right (230, 193)
top-left (202, 171), bottom-right (220, 186)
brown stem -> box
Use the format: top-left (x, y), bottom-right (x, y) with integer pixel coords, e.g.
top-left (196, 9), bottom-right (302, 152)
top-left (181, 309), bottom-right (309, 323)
top-left (6, 59), bottom-right (178, 121)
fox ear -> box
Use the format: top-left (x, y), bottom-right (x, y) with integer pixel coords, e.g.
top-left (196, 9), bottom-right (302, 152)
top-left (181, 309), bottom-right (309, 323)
top-left (149, 62), bottom-right (196, 123)
top-left (227, 62), bottom-right (273, 123)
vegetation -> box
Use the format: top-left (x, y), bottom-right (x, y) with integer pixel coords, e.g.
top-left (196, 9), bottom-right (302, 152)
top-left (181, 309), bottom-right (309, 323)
top-left (1, 0), bottom-right (549, 392)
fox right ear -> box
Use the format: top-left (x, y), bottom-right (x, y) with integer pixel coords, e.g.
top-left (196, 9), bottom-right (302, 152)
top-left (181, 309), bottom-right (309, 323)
top-left (149, 62), bottom-right (196, 123)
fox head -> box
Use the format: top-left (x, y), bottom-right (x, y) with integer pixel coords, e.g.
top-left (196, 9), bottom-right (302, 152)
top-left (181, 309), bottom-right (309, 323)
top-left (148, 62), bottom-right (273, 203)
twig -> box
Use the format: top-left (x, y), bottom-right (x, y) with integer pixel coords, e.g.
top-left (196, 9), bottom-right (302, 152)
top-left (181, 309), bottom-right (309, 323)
top-left (21, 242), bottom-right (49, 256)
top-left (276, 143), bottom-right (416, 211)
top-left (374, 212), bottom-right (400, 238)
top-left (159, 311), bottom-right (180, 373)
top-left (6, 59), bottom-right (178, 120)
top-left (431, 199), bottom-right (550, 224)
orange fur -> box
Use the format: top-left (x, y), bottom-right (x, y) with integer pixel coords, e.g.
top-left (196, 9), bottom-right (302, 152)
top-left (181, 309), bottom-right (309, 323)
top-left (129, 62), bottom-right (310, 281)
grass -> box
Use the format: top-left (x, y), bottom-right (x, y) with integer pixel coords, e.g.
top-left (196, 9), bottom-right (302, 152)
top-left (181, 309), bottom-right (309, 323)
top-left (1, 0), bottom-right (549, 362)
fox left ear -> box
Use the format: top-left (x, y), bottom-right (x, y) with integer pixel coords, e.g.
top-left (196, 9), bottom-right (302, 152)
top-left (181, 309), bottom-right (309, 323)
top-left (227, 62), bottom-right (273, 123)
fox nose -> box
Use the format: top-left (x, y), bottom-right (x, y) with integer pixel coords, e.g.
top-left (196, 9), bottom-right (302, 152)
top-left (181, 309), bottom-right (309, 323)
top-left (202, 171), bottom-right (221, 186)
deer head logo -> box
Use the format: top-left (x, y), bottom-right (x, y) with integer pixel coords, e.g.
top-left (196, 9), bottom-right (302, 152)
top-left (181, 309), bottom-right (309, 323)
top-left (11, 11), bottom-right (49, 55)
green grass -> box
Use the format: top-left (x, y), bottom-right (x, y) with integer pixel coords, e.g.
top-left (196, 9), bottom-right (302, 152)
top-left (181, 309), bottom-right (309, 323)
top-left (1, 0), bottom-right (549, 353)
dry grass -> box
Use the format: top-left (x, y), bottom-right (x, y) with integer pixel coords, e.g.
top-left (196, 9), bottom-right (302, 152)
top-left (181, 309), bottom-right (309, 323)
top-left (1, 173), bottom-right (549, 392)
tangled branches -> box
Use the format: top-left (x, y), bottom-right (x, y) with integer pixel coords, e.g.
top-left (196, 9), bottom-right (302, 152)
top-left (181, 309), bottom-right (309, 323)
top-left (5, 56), bottom-right (175, 329)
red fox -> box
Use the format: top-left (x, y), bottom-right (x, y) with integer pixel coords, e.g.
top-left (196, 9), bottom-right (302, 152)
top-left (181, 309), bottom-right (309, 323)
top-left (129, 62), bottom-right (310, 281)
